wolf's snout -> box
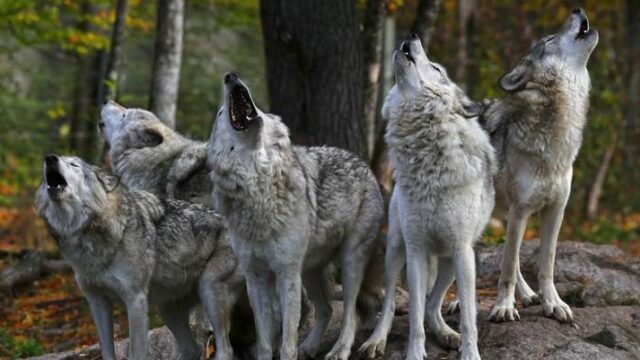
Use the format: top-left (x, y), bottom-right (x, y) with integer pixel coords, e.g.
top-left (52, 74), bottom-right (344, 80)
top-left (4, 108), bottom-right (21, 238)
top-left (224, 72), bottom-right (239, 85)
top-left (572, 7), bottom-right (584, 15)
top-left (45, 154), bottom-right (58, 166)
top-left (407, 33), bottom-right (419, 41)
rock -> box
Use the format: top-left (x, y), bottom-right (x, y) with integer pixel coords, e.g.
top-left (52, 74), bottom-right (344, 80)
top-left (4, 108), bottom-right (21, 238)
top-left (28, 241), bottom-right (640, 360)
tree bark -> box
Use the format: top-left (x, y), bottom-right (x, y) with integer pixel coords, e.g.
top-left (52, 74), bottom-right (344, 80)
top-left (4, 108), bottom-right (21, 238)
top-left (0, 252), bottom-right (71, 292)
top-left (149, 0), bottom-right (185, 129)
top-left (261, 0), bottom-right (366, 159)
top-left (625, 0), bottom-right (640, 173)
top-left (410, 0), bottom-right (442, 52)
top-left (456, 0), bottom-right (476, 89)
top-left (585, 145), bottom-right (615, 221)
top-left (102, 0), bottom-right (129, 103)
top-left (361, 0), bottom-right (388, 159)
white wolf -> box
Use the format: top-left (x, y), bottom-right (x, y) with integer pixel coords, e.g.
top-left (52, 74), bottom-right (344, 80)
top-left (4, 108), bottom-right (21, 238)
top-left (363, 34), bottom-right (496, 360)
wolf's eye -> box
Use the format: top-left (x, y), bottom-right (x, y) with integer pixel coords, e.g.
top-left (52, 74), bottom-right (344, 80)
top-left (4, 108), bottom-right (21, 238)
top-left (70, 163), bottom-right (79, 168)
top-left (431, 64), bottom-right (442, 74)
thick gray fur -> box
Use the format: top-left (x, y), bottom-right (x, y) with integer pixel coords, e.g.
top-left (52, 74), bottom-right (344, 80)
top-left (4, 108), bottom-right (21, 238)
top-left (101, 101), bottom-right (212, 206)
top-left (207, 74), bottom-right (384, 360)
top-left (481, 8), bottom-right (598, 324)
top-left (360, 35), bottom-right (496, 360)
top-left (35, 155), bottom-right (243, 360)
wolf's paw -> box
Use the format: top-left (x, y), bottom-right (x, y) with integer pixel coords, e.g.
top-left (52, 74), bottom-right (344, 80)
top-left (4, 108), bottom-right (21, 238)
top-left (541, 297), bottom-right (573, 324)
top-left (489, 303), bottom-right (520, 322)
top-left (298, 340), bottom-right (319, 360)
top-left (460, 349), bottom-right (481, 360)
top-left (324, 343), bottom-right (351, 360)
top-left (405, 343), bottom-right (427, 360)
top-left (521, 292), bottom-right (540, 308)
top-left (445, 299), bottom-right (460, 315)
top-left (357, 337), bottom-right (387, 359)
top-left (435, 329), bottom-right (460, 350)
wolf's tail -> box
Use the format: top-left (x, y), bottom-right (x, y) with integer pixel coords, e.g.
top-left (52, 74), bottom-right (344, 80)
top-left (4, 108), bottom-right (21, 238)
top-left (356, 237), bottom-right (385, 326)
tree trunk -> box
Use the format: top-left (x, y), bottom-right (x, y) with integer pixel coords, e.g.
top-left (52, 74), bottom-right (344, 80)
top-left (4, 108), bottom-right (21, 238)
top-left (149, 0), bottom-right (185, 129)
top-left (103, 0), bottom-right (129, 103)
top-left (261, 0), bottom-right (366, 159)
top-left (456, 0), bottom-right (476, 89)
top-left (585, 145), bottom-right (615, 221)
top-left (410, 0), bottom-right (442, 52)
top-left (625, 0), bottom-right (640, 178)
top-left (361, 0), bottom-right (388, 159)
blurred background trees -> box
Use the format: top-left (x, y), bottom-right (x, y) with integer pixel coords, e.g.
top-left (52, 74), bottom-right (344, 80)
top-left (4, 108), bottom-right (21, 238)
top-left (0, 0), bottom-right (638, 261)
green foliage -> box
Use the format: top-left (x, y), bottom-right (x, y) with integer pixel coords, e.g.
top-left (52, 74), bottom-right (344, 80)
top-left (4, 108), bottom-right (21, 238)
top-left (0, 327), bottom-right (45, 358)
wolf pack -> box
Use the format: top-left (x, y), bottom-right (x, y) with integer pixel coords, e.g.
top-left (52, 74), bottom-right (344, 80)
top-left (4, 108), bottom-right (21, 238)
top-left (35, 8), bottom-right (598, 360)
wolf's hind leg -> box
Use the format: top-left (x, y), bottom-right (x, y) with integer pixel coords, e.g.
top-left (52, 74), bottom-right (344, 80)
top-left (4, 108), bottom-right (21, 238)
top-left (159, 301), bottom-right (200, 360)
top-left (516, 263), bottom-right (539, 307)
top-left (538, 194), bottom-right (573, 323)
top-left (425, 257), bottom-right (459, 350)
top-left (357, 199), bottom-right (405, 359)
top-left (85, 291), bottom-right (116, 360)
top-left (299, 267), bottom-right (332, 359)
top-left (325, 219), bottom-right (380, 360)
top-left (199, 276), bottom-right (242, 360)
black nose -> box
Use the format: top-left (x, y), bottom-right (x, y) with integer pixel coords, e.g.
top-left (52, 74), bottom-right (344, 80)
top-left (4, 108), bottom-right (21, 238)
top-left (407, 33), bottom-right (419, 40)
top-left (572, 8), bottom-right (583, 15)
top-left (98, 121), bottom-right (105, 129)
top-left (45, 154), bottom-right (58, 165)
top-left (224, 72), bottom-right (239, 84)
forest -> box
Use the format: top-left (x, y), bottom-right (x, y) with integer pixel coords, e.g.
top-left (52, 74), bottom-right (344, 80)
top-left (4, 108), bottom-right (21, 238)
top-left (0, 0), bottom-right (638, 358)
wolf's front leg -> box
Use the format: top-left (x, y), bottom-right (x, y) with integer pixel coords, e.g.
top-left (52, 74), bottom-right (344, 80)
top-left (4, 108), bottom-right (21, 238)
top-left (125, 292), bottom-right (149, 360)
top-left (199, 278), bottom-right (240, 360)
top-left (276, 268), bottom-right (302, 360)
top-left (405, 242), bottom-right (429, 360)
top-left (245, 271), bottom-right (274, 360)
top-left (454, 244), bottom-right (480, 360)
top-left (538, 189), bottom-right (572, 323)
top-left (490, 208), bottom-right (530, 322)
top-left (85, 291), bottom-right (116, 360)
top-left (358, 201), bottom-right (405, 359)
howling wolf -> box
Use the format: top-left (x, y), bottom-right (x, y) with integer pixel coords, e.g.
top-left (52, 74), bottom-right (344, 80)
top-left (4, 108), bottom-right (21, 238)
top-left (207, 73), bottom-right (384, 360)
top-left (362, 34), bottom-right (496, 360)
top-left (484, 8), bottom-right (598, 324)
top-left (35, 155), bottom-right (241, 360)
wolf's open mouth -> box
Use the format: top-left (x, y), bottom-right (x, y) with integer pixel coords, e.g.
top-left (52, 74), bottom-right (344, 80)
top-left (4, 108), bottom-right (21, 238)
top-left (576, 18), bottom-right (590, 39)
top-left (229, 85), bottom-right (259, 131)
top-left (401, 41), bottom-right (415, 63)
top-left (46, 168), bottom-right (67, 193)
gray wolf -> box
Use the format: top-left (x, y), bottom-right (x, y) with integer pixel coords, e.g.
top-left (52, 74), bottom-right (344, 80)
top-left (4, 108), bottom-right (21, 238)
top-left (35, 155), bottom-right (242, 360)
top-left (484, 8), bottom-right (598, 324)
top-left (207, 73), bottom-right (384, 360)
top-left (100, 101), bottom-right (212, 206)
top-left (361, 34), bottom-right (496, 360)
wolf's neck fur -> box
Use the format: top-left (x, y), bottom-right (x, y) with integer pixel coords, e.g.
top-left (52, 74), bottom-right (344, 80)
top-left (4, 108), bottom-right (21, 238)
top-left (111, 132), bottom-right (190, 195)
top-left (209, 137), bottom-right (304, 241)
top-left (503, 67), bottom-right (590, 173)
top-left (386, 93), bottom-right (492, 197)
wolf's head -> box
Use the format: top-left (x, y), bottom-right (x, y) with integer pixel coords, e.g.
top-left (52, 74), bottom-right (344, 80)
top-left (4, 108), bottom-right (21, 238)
top-left (499, 8), bottom-right (598, 92)
top-left (99, 101), bottom-right (167, 152)
top-left (35, 155), bottom-right (119, 235)
top-left (210, 72), bottom-right (290, 153)
top-left (385, 33), bottom-right (481, 120)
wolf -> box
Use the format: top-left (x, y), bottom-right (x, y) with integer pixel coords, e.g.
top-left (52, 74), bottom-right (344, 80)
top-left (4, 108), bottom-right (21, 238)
top-left (35, 155), bottom-right (242, 360)
top-left (484, 8), bottom-right (598, 324)
top-left (100, 101), bottom-right (212, 206)
top-left (361, 34), bottom-right (496, 360)
top-left (207, 72), bottom-right (384, 360)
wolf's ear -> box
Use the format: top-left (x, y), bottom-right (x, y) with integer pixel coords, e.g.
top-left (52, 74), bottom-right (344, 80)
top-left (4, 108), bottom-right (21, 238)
top-left (499, 64), bottom-right (530, 92)
top-left (133, 128), bottom-right (163, 148)
top-left (454, 86), bottom-right (483, 118)
top-left (94, 168), bottom-right (119, 192)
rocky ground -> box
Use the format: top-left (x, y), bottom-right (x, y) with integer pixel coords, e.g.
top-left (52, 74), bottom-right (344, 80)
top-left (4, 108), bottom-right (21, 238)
top-left (29, 240), bottom-right (640, 359)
